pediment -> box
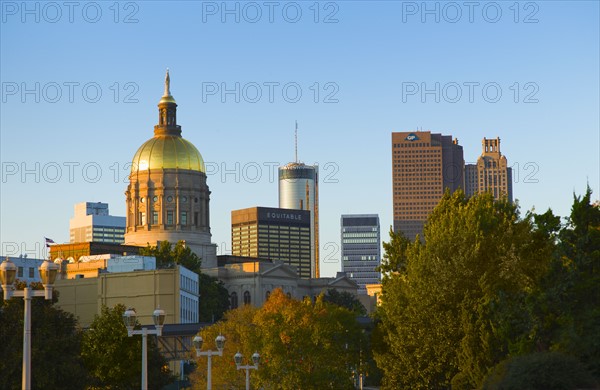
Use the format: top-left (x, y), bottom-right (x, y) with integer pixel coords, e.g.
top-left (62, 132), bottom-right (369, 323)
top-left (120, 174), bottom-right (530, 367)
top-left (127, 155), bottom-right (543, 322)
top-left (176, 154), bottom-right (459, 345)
top-left (261, 263), bottom-right (298, 279)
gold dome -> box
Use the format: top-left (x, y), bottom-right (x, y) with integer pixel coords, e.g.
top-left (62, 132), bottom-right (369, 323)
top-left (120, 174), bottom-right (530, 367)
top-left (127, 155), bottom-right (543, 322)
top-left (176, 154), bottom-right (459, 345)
top-left (131, 135), bottom-right (205, 173)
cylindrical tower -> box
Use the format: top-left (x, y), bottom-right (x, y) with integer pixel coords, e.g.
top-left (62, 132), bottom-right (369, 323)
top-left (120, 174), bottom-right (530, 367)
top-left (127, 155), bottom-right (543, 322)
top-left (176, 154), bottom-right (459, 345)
top-left (124, 71), bottom-right (217, 267)
top-left (278, 162), bottom-right (319, 278)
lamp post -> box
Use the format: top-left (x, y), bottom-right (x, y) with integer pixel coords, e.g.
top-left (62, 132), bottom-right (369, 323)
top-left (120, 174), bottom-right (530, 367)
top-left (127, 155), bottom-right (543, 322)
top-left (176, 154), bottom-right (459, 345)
top-left (0, 257), bottom-right (59, 390)
top-left (192, 334), bottom-right (225, 390)
top-left (122, 307), bottom-right (166, 390)
top-left (234, 351), bottom-right (260, 390)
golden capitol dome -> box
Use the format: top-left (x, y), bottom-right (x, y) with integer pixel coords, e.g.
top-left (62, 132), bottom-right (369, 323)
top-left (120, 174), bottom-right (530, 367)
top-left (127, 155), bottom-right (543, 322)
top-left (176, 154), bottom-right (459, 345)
top-left (131, 70), bottom-right (205, 174)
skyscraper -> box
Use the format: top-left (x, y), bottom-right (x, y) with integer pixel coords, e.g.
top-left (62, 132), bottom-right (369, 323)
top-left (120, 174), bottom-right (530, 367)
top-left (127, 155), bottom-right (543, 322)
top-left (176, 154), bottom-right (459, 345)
top-left (124, 71), bottom-right (217, 267)
top-left (69, 202), bottom-right (125, 244)
top-left (340, 214), bottom-right (381, 295)
top-left (231, 207), bottom-right (312, 278)
top-left (465, 137), bottom-right (513, 202)
top-left (392, 131), bottom-right (464, 240)
top-left (279, 124), bottom-right (319, 278)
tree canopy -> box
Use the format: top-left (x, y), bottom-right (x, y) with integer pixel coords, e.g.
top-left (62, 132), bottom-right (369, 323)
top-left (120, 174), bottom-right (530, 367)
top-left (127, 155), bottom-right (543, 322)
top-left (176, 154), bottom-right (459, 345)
top-left (190, 289), bottom-right (365, 389)
top-left (139, 240), bottom-right (202, 272)
top-left (81, 304), bottom-right (174, 389)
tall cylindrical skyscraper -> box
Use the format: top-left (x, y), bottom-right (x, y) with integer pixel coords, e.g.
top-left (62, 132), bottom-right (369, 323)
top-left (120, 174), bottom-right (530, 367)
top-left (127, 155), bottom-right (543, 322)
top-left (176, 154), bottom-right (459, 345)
top-left (279, 162), bottom-right (319, 278)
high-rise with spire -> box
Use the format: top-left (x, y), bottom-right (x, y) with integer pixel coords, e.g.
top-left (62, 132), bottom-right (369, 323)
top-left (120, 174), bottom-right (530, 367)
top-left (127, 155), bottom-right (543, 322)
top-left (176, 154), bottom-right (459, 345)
top-left (124, 71), bottom-right (217, 267)
top-left (278, 122), bottom-right (320, 278)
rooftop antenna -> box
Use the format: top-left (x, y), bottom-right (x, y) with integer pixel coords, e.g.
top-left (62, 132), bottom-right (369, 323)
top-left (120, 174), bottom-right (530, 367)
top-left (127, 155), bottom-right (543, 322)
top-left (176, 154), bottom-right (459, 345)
top-left (295, 120), bottom-right (298, 163)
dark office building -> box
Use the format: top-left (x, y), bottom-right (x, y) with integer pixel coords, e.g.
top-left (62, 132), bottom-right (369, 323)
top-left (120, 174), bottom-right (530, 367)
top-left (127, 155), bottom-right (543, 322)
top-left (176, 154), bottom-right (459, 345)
top-left (231, 207), bottom-right (312, 278)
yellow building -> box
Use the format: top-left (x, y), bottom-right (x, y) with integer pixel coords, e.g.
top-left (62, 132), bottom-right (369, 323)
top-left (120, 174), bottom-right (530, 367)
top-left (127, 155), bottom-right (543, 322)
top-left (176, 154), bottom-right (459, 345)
top-left (54, 265), bottom-right (198, 327)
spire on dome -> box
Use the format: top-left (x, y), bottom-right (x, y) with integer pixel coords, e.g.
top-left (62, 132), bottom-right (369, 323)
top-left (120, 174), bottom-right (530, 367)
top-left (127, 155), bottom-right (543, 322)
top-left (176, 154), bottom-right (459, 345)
top-left (164, 68), bottom-right (171, 97)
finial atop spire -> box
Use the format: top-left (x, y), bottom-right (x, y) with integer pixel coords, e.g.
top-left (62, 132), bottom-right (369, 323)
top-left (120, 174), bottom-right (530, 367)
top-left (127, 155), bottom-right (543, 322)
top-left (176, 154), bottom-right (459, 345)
top-left (164, 68), bottom-right (171, 97)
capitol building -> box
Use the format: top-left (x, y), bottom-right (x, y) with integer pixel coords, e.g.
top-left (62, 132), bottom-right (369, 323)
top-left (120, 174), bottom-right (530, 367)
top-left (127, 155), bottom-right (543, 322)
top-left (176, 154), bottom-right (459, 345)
top-left (124, 71), bottom-right (217, 268)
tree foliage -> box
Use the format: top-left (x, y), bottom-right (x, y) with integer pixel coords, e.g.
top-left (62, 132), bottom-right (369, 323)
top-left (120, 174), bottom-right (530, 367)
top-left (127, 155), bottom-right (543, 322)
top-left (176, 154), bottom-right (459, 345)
top-left (139, 240), bottom-right (202, 273)
top-left (81, 304), bottom-right (174, 389)
top-left (322, 288), bottom-right (367, 316)
top-left (374, 191), bottom-right (554, 389)
top-left (481, 352), bottom-right (597, 390)
top-left (190, 289), bottom-right (364, 389)
top-left (198, 272), bottom-right (230, 323)
top-left (0, 282), bottom-right (88, 390)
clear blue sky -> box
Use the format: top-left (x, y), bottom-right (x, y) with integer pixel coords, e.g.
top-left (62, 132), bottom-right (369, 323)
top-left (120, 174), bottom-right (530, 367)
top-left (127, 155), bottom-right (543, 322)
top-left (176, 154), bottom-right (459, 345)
top-left (1, 1), bottom-right (599, 276)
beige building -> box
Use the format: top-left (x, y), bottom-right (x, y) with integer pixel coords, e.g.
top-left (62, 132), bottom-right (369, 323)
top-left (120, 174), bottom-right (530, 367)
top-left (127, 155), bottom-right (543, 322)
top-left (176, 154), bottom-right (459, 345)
top-left (205, 256), bottom-right (358, 308)
top-left (124, 71), bottom-right (217, 267)
top-left (465, 137), bottom-right (513, 202)
top-left (54, 265), bottom-right (199, 327)
top-left (392, 131), bottom-right (464, 240)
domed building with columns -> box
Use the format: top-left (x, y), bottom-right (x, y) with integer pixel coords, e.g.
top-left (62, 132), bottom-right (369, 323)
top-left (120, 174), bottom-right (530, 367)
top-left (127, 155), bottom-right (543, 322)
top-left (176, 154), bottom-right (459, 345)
top-left (124, 71), bottom-right (217, 268)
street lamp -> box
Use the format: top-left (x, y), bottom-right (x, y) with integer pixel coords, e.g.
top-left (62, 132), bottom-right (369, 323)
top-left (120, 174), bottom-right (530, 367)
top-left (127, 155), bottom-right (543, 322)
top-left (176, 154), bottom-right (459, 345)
top-left (234, 351), bottom-right (260, 390)
top-left (122, 306), bottom-right (166, 390)
top-left (1, 257), bottom-right (59, 390)
top-left (193, 334), bottom-right (225, 390)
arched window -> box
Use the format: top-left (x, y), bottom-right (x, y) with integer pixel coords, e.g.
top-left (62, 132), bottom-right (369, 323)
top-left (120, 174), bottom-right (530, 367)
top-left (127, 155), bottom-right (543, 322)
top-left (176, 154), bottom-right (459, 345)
top-left (230, 292), bottom-right (238, 309)
top-left (243, 291), bottom-right (251, 305)
top-left (265, 291), bottom-right (271, 301)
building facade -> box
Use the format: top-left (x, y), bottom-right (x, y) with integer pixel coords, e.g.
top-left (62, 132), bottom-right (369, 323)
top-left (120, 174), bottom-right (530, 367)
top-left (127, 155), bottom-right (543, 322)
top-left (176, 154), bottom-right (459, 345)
top-left (392, 131), bottom-right (464, 240)
top-left (49, 242), bottom-right (141, 263)
top-left (54, 265), bottom-right (199, 327)
top-left (231, 207), bottom-right (312, 278)
top-left (69, 202), bottom-right (126, 244)
top-left (465, 137), bottom-right (513, 202)
top-left (205, 256), bottom-right (358, 309)
top-left (124, 71), bottom-right (217, 267)
top-left (279, 163), bottom-right (319, 278)
top-left (340, 214), bottom-right (381, 294)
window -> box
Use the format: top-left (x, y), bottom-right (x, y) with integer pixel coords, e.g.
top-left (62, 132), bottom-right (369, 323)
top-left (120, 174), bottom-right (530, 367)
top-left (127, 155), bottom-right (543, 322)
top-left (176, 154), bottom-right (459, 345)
top-left (194, 212), bottom-right (199, 226)
top-left (265, 290), bottom-right (271, 301)
top-left (140, 212), bottom-right (146, 225)
top-left (230, 292), bottom-right (238, 309)
top-left (181, 211), bottom-right (187, 225)
top-left (152, 211), bottom-right (159, 225)
top-left (243, 291), bottom-right (251, 305)
top-left (167, 211), bottom-right (174, 225)
top-left (18, 266), bottom-right (23, 278)
top-left (28, 267), bottom-right (34, 278)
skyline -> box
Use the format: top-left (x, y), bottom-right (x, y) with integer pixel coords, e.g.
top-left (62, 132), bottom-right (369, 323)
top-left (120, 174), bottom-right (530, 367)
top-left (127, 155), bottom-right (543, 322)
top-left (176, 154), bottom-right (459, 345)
top-left (1, 1), bottom-right (599, 277)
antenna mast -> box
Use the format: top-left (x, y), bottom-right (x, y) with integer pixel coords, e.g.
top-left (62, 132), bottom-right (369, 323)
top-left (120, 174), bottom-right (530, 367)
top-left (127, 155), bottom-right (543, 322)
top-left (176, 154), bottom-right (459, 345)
top-left (295, 120), bottom-right (298, 163)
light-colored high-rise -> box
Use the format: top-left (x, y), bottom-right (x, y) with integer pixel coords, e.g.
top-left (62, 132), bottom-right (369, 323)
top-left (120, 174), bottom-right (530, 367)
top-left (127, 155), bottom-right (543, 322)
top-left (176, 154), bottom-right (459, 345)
top-left (465, 137), bottom-right (513, 202)
top-left (392, 131), bottom-right (464, 240)
top-left (69, 202), bottom-right (125, 244)
top-left (279, 162), bottom-right (319, 278)
top-left (340, 214), bottom-right (381, 294)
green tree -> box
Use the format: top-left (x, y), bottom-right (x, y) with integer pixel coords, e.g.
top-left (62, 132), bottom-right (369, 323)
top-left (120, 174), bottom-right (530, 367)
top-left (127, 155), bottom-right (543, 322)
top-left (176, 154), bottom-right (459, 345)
top-left (198, 273), bottom-right (230, 322)
top-left (0, 281), bottom-right (88, 390)
top-left (481, 352), bottom-right (597, 390)
top-left (81, 304), bottom-right (174, 389)
top-left (374, 191), bottom-right (553, 389)
top-left (323, 288), bottom-right (367, 316)
top-left (139, 240), bottom-right (202, 272)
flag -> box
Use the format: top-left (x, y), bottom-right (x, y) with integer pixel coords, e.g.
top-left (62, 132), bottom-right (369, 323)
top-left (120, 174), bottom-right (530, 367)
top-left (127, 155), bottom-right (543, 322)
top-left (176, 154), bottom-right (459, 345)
top-left (45, 237), bottom-right (55, 247)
